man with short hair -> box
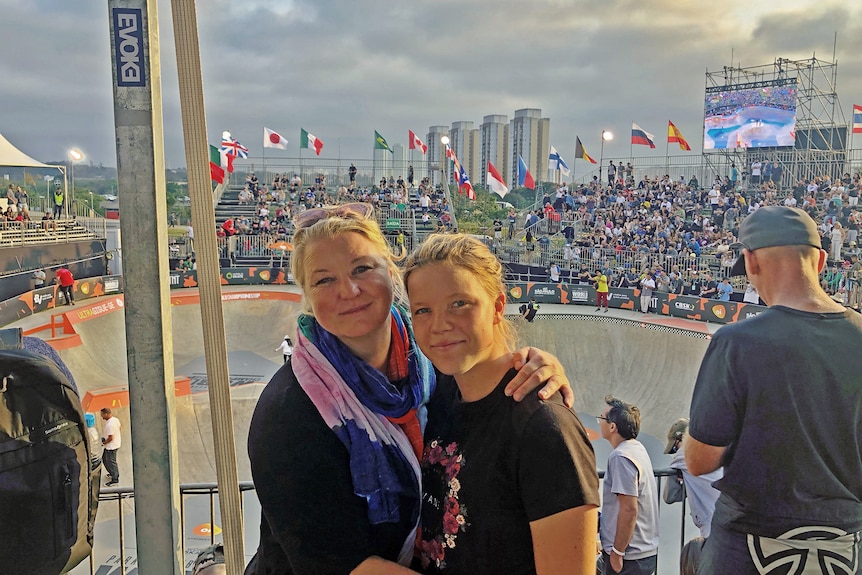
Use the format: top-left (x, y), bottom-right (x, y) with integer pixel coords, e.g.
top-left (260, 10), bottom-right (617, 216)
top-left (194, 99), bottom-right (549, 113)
top-left (599, 396), bottom-right (659, 575)
top-left (100, 407), bottom-right (122, 486)
top-left (686, 206), bottom-right (862, 574)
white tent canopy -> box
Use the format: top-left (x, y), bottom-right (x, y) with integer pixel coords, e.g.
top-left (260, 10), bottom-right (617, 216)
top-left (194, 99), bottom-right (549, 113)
top-left (0, 132), bottom-right (54, 168)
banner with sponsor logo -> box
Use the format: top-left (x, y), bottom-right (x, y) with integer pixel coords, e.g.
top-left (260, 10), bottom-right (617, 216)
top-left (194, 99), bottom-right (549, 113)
top-left (0, 275), bottom-right (126, 327)
top-left (170, 267), bottom-right (291, 289)
top-left (665, 294), bottom-right (737, 324)
top-left (505, 282), bottom-right (766, 326)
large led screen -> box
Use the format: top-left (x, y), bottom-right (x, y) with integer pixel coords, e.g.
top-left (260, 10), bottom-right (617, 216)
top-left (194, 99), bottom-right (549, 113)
top-left (703, 79), bottom-right (797, 149)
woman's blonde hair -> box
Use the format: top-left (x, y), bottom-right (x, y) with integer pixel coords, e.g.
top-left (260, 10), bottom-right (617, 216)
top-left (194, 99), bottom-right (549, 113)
top-left (403, 234), bottom-right (516, 349)
top-left (291, 215), bottom-right (405, 314)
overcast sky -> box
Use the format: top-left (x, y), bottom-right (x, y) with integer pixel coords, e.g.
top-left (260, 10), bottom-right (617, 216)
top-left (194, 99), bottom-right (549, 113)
top-left (2, 0), bottom-right (861, 169)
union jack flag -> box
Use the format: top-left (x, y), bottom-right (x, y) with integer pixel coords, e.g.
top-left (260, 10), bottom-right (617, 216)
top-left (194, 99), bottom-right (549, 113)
top-left (220, 136), bottom-right (249, 159)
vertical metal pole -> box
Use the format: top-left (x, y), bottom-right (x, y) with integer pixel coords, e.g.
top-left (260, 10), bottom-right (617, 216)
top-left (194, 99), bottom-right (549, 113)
top-left (170, 1), bottom-right (245, 572)
top-left (107, 1), bottom-right (183, 573)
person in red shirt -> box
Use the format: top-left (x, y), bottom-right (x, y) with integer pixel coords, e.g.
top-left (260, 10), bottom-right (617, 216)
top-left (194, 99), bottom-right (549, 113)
top-left (56, 267), bottom-right (75, 305)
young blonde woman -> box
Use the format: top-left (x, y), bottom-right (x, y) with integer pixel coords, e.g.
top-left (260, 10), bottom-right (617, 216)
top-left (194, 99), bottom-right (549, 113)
top-left (403, 234), bottom-right (600, 575)
top-left (246, 204), bottom-right (573, 575)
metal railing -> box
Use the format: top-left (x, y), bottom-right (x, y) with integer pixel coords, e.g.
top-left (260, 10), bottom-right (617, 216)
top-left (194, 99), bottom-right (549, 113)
top-left (81, 471), bottom-right (692, 575)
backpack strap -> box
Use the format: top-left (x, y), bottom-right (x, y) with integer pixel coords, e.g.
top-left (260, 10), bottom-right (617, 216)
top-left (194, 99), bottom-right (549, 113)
top-left (0, 328), bottom-right (23, 350)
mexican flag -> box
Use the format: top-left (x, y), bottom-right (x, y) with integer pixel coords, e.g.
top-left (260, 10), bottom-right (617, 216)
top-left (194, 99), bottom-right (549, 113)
top-left (300, 128), bottom-right (324, 156)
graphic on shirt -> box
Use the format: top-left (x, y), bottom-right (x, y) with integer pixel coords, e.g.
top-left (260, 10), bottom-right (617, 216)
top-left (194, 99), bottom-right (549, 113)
top-left (417, 438), bottom-right (468, 570)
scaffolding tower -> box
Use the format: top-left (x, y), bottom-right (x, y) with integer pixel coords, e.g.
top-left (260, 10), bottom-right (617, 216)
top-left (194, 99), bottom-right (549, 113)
top-left (702, 55), bottom-right (848, 187)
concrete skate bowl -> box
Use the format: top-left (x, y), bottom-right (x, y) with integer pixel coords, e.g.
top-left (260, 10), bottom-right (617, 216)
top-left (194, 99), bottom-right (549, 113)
top-left (29, 287), bottom-right (304, 484)
top-left (515, 312), bottom-right (712, 451)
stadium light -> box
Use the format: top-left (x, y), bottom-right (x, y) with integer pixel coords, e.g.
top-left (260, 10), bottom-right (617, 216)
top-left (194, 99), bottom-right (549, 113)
top-left (600, 131), bottom-right (613, 186)
top-left (69, 148), bottom-right (85, 211)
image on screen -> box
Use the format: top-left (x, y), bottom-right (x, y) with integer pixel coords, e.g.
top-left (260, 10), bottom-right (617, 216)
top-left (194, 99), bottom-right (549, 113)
top-left (703, 80), bottom-right (797, 150)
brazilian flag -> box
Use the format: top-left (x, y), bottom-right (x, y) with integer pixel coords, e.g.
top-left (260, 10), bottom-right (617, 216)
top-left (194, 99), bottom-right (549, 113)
top-left (374, 130), bottom-right (394, 154)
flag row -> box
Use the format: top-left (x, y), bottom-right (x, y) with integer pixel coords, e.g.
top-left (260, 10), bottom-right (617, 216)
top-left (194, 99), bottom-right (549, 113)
top-left (224, 127), bottom-right (431, 157)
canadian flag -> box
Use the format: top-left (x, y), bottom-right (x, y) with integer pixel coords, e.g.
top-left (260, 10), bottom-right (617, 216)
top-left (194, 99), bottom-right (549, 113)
top-left (408, 130), bottom-right (427, 155)
top-left (263, 127), bottom-right (288, 149)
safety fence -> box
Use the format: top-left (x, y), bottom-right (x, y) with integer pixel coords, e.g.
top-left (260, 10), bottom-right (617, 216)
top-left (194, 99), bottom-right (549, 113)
top-left (76, 470), bottom-right (695, 575)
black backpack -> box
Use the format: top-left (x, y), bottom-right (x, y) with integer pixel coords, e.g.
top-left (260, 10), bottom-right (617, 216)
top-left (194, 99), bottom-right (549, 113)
top-left (0, 328), bottom-right (97, 575)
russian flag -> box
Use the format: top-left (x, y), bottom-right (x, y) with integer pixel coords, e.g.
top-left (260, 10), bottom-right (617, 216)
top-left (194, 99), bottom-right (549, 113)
top-left (853, 104), bottom-right (862, 134)
top-left (631, 123), bottom-right (656, 148)
top-left (517, 155), bottom-right (535, 189)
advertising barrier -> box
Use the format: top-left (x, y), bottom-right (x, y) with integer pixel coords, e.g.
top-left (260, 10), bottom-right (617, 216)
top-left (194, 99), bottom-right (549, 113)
top-left (506, 282), bottom-right (766, 324)
top-left (2, 273), bottom-right (767, 329)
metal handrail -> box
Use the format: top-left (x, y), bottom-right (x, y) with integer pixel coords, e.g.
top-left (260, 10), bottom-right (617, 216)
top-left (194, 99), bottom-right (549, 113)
top-left (83, 471), bottom-right (690, 574)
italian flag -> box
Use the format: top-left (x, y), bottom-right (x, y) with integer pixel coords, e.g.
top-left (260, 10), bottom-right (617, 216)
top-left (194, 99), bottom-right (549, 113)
top-left (209, 145), bottom-right (225, 184)
top-left (300, 128), bottom-right (324, 156)
top-left (209, 145), bottom-right (234, 184)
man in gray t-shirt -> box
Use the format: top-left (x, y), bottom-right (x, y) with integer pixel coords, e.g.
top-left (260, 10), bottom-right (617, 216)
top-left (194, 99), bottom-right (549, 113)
top-left (598, 395), bottom-right (659, 574)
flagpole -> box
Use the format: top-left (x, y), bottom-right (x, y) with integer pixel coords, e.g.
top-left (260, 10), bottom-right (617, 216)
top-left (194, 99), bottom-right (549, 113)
top-left (262, 129), bottom-right (267, 188)
top-left (630, 120), bottom-right (633, 164)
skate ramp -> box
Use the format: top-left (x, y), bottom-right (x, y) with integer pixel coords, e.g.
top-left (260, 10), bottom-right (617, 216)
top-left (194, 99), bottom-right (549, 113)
top-left (516, 311), bottom-right (712, 440)
top-left (18, 288), bottom-right (304, 485)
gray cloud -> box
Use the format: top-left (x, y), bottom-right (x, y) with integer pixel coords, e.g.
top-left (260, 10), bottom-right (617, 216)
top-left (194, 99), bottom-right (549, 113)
top-left (1, 0), bottom-right (860, 169)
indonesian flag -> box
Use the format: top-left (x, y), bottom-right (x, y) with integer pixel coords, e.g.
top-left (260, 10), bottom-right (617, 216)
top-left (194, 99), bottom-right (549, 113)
top-left (264, 127), bottom-right (288, 149)
top-left (487, 161), bottom-right (508, 198)
top-left (300, 128), bottom-right (324, 155)
top-left (408, 130), bottom-right (427, 154)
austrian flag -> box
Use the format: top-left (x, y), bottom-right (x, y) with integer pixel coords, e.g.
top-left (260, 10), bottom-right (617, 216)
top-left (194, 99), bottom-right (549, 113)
top-left (408, 130), bottom-right (427, 154)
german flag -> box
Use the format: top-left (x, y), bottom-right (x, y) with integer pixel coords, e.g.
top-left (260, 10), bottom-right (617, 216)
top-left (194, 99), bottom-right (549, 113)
top-left (668, 121), bottom-right (692, 151)
top-left (575, 137), bottom-right (597, 164)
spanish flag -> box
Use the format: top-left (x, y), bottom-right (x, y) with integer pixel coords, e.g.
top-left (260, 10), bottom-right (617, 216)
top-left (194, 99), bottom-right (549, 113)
top-left (668, 121), bottom-right (692, 151)
top-left (575, 137), bottom-right (597, 164)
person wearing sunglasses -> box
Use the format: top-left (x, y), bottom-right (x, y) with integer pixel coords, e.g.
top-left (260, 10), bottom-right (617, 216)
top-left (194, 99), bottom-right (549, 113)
top-left (246, 203), bottom-right (574, 575)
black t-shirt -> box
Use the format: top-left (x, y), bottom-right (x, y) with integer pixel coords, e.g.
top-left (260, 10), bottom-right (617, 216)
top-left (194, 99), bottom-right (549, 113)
top-left (417, 371), bottom-right (599, 574)
top-left (689, 306), bottom-right (862, 536)
top-left (246, 364), bottom-right (416, 575)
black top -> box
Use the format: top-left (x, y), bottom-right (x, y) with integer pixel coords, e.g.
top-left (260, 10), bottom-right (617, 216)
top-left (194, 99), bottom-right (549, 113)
top-left (416, 370), bottom-right (599, 574)
top-left (689, 306), bottom-right (862, 536)
top-left (245, 363), bottom-right (415, 575)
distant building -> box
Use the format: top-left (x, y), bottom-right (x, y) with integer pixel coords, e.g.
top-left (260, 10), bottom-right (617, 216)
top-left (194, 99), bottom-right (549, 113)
top-left (426, 125), bottom-right (449, 185)
top-left (510, 108), bottom-right (550, 188)
top-left (481, 115), bottom-right (509, 188)
top-left (449, 121), bottom-right (480, 188)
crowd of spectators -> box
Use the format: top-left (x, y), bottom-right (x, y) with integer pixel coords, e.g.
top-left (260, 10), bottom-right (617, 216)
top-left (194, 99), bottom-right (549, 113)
top-left (514, 166), bottom-right (861, 306)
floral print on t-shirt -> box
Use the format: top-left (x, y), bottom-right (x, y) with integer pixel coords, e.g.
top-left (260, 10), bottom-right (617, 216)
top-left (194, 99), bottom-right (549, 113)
top-left (417, 439), bottom-right (468, 570)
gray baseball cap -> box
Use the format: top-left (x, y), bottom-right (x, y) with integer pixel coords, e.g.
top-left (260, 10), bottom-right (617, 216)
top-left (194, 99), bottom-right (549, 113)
top-left (730, 207), bottom-right (822, 276)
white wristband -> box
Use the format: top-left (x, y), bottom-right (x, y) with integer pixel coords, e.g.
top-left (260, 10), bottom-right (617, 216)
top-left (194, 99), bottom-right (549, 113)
top-left (612, 546), bottom-right (626, 557)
